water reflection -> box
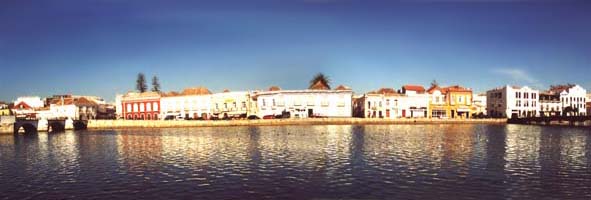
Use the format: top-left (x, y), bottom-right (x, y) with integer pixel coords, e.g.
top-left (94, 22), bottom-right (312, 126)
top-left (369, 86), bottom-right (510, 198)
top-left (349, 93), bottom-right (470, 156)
top-left (0, 124), bottom-right (591, 199)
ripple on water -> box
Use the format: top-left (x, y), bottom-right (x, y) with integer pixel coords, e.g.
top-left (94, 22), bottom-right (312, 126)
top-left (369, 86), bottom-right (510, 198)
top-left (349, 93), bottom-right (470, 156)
top-left (1, 125), bottom-right (591, 199)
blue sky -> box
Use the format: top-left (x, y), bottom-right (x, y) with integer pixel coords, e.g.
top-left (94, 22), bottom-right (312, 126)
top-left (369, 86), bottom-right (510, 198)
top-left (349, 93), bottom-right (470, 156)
top-left (1, 0), bottom-right (590, 102)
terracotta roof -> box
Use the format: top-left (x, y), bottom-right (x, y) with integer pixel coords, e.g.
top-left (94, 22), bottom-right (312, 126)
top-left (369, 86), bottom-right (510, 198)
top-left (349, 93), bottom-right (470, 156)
top-left (309, 81), bottom-right (330, 90)
top-left (12, 101), bottom-right (32, 109)
top-left (441, 85), bottom-right (472, 93)
top-left (50, 97), bottom-right (97, 106)
top-left (368, 88), bottom-right (401, 96)
top-left (427, 85), bottom-right (442, 94)
top-left (223, 89), bottom-right (230, 93)
top-left (548, 85), bottom-right (575, 94)
top-left (181, 87), bottom-right (212, 95)
top-left (402, 84), bottom-right (426, 93)
top-left (268, 86), bottom-right (281, 91)
top-left (123, 91), bottom-right (161, 98)
top-left (335, 85), bottom-right (352, 91)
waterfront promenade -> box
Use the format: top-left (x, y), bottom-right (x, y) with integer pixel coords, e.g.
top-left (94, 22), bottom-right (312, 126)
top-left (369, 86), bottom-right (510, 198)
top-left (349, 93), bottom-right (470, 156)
top-left (86, 118), bottom-right (506, 129)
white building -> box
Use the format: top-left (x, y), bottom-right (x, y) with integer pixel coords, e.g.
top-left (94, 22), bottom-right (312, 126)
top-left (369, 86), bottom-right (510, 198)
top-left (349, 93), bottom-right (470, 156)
top-left (539, 92), bottom-right (561, 117)
top-left (486, 85), bottom-right (539, 118)
top-left (552, 85), bottom-right (587, 116)
top-left (47, 97), bottom-right (98, 120)
top-left (472, 93), bottom-right (487, 116)
top-left (399, 85), bottom-right (430, 118)
top-left (361, 88), bottom-right (400, 118)
top-left (12, 96), bottom-right (44, 118)
top-left (255, 85), bottom-right (353, 118)
top-left (360, 86), bottom-right (429, 119)
top-left (160, 87), bottom-right (212, 120)
top-left (211, 90), bottom-right (253, 119)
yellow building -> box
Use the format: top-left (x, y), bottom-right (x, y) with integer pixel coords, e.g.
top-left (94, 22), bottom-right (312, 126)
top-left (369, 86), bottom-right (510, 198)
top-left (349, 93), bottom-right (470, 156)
top-left (0, 103), bottom-right (10, 116)
top-left (427, 85), bottom-right (473, 119)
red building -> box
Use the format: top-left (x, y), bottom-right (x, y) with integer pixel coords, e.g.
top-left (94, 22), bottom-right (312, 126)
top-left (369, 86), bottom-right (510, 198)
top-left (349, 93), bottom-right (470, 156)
top-left (121, 92), bottom-right (161, 120)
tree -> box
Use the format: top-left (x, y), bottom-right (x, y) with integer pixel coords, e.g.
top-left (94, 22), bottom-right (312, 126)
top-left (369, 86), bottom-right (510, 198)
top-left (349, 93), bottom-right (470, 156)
top-left (136, 73), bottom-right (147, 92)
top-left (431, 79), bottom-right (439, 87)
top-left (151, 76), bottom-right (161, 92)
top-left (309, 73), bottom-right (331, 89)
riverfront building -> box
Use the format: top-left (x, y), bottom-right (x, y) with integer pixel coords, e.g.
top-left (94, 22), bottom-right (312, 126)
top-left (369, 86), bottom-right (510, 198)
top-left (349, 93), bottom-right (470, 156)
top-left (0, 102), bottom-right (10, 116)
top-left (472, 93), bottom-right (487, 116)
top-left (357, 85), bottom-right (429, 119)
top-left (120, 92), bottom-right (161, 120)
top-left (539, 92), bottom-right (561, 117)
top-left (399, 85), bottom-right (430, 118)
top-left (159, 87), bottom-right (212, 120)
top-left (427, 85), bottom-right (474, 119)
top-left (255, 85), bottom-right (353, 118)
top-left (486, 85), bottom-right (539, 118)
top-left (211, 90), bottom-right (254, 119)
top-left (548, 84), bottom-right (587, 116)
top-left (360, 88), bottom-right (402, 118)
top-left (12, 96), bottom-right (44, 118)
top-left (46, 96), bottom-right (99, 120)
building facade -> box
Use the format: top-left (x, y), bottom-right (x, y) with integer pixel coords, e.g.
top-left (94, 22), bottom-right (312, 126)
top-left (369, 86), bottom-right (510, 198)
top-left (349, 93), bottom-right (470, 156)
top-left (160, 87), bottom-right (212, 120)
top-left (211, 90), bottom-right (253, 119)
top-left (256, 86), bottom-right (353, 118)
top-left (539, 92), bottom-right (561, 117)
top-left (121, 92), bottom-right (161, 120)
top-left (12, 96), bottom-right (44, 119)
top-left (556, 85), bottom-right (587, 116)
top-left (472, 93), bottom-right (487, 117)
top-left (47, 96), bottom-right (99, 120)
top-left (486, 85), bottom-right (539, 118)
top-left (399, 85), bottom-right (429, 118)
top-left (0, 102), bottom-right (10, 116)
top-left (427, 85), bottom-right (474, 119)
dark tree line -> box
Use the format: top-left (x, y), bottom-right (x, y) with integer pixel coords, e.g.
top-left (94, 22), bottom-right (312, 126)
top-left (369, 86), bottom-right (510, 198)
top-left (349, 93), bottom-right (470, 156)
top-left (136, 73), bottom-right (161, 93)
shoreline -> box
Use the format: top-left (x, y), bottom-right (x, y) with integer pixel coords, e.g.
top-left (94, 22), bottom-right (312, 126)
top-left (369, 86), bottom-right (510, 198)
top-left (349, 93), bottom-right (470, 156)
top-left (86, 118), bottom-right (507, 130)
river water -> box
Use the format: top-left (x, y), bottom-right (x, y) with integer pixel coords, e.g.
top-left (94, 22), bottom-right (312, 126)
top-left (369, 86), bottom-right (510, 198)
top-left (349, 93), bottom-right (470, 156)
top-left (1, 124), bottom-right (590, 200)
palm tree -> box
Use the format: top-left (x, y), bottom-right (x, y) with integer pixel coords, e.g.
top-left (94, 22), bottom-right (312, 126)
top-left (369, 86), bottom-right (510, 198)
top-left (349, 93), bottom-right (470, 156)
top-left (309, 73), bottom-right (331, 89)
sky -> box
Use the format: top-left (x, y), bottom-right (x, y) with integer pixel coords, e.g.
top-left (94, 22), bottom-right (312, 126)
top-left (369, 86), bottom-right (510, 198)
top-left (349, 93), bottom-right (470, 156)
top-left (1, 0), bottom-right (590, 102)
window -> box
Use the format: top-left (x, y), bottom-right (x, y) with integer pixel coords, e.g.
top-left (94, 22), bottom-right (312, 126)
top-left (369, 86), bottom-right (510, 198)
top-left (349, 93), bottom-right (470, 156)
top-left (386, 99), bottom-right (390, 106)
top-left (147, 102), bottom-right (152, 112)
top-left (516, 100), bottom-right (521, 107)
top-left (127, 104), bottom-right (131, 112)
top-left (307, 95), bottom-right (315, 106)
top-left (140, 103), bottom-right (145, 112)
top-left (379, 101), bottom-right (382, 107)
top-left (233, 102), bottom-right (237, 109)
top-left (154, 102), bottom-right (158, 111)
top-left (459, 96), bottom-right (463, 103)
top-left (133, 103), bottom-right (138, 112)
top-left (262, 99), bottom-right (266, 107)
top-left (272, 99), bottom-right (276, 107)
top-left (242, 101), bottom-right (246, 108)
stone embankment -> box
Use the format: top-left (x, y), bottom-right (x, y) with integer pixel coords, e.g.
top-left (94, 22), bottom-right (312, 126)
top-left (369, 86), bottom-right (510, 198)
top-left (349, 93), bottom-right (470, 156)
top-left (87, 118), bottom-right (506, 129)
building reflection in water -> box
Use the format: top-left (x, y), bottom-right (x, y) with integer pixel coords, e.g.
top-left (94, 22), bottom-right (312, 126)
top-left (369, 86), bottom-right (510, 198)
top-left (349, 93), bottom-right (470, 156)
top-left (1, 124), bottom-right (591, 199)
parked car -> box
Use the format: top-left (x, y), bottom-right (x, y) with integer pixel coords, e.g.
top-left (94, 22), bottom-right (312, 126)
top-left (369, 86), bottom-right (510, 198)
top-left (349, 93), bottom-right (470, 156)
top-left (263, 115), bottom-right (275, 119)
top-left (247, 115), bottom-right (260, 120)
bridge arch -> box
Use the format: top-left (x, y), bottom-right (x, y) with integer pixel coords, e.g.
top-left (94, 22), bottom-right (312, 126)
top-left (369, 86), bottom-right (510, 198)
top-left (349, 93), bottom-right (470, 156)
top-left (48, 121), bottom-right (65, 133)
top-left (73, 120), bottom-right (88, 130)
top-left (14, 123), bottom-right (37, 134)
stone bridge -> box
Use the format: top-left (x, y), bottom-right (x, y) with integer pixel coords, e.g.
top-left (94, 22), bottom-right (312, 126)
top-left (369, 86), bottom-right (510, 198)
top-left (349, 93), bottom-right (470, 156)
top-left (13, 119), bottom-right (88, 134)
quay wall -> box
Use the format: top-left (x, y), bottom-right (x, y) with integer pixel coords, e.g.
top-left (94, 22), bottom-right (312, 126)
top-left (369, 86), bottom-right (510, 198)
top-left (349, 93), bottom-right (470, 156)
top-left (87, 118), bottom-right (507, 129)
